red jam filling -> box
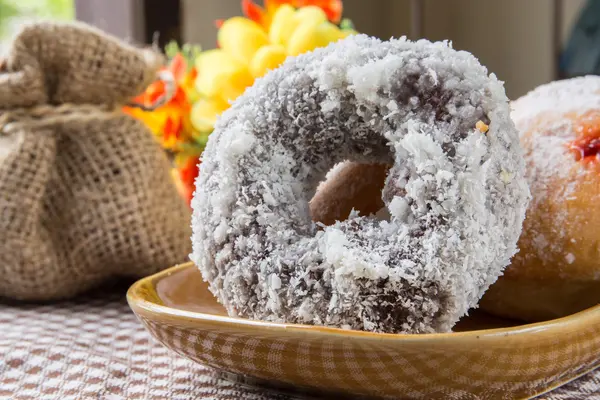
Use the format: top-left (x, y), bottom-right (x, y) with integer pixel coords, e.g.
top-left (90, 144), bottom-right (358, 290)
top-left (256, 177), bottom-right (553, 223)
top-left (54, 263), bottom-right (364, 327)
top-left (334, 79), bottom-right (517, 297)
top-left (568, 135), bottom-right (600, 161)
top-left (567, 118), bottom-right (600, 162)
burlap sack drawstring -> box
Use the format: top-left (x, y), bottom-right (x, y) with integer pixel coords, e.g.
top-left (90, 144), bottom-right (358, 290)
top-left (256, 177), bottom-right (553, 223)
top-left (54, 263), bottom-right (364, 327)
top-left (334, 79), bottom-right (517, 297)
top-left (0, 21), bottom-right (192, 301)
top-left (0, 70), bottom-right (176, 134)
top-left (0, 104), bottom-right (118, 134)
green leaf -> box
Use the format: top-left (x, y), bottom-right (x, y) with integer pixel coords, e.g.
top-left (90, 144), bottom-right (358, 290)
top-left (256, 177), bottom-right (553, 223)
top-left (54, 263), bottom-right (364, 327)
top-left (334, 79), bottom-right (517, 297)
top-left (182, 43), bottom-right (202, 60)
top-left (177, 141), bottom-right (205, 155)
top-left (174, 146), bottom-right (203, 167)
top-left (340, 18), bottom-right (355, 30)
top-left (165, 41), bottom-right (181, 59)
top-left (164, 41), bottom-right (202, 74)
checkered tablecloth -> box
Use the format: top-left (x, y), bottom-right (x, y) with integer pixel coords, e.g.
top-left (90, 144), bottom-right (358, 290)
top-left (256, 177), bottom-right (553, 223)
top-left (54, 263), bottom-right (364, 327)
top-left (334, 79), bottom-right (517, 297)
top-left (1, 284), bottom-right (599, 400)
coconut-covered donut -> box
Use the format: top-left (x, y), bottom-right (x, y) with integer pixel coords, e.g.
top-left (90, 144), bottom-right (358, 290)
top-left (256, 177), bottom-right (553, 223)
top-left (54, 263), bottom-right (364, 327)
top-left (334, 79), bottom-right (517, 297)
top-left (191, 35), bottom-right (529, 334)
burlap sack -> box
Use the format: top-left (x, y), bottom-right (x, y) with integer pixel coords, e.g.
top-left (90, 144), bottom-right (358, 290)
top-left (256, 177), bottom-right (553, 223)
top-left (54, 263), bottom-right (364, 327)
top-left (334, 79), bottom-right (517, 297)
top-left (0, 22), bottom-right (192, 301)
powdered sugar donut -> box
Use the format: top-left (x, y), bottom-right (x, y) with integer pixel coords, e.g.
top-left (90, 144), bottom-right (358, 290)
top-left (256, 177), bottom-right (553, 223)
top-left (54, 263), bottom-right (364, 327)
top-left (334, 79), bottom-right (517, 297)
top-left (191, 35), bottom-right (529, 334)
top-left (480, 76), bottom-right (600, 321)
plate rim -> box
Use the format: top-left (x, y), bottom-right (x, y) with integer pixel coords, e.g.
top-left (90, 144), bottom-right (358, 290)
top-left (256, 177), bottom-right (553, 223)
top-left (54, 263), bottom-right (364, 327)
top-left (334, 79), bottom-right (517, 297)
top-left (127, 262), bottom-right (600, 342)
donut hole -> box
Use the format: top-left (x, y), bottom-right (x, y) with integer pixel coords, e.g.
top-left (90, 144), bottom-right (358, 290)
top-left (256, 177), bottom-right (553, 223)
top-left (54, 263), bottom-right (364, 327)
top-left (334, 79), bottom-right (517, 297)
top-left (309, 162), bottom-right (392, 226)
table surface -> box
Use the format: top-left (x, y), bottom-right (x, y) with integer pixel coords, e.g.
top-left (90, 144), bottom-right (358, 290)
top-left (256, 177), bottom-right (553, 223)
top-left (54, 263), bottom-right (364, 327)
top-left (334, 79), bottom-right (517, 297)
top-left (1, 284), bottom-right (599, 400)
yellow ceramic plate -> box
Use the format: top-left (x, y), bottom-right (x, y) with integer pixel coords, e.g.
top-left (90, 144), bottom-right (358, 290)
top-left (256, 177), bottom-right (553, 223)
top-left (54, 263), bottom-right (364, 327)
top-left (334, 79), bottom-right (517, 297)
top-left (127, 262), bottom-right (600, 400)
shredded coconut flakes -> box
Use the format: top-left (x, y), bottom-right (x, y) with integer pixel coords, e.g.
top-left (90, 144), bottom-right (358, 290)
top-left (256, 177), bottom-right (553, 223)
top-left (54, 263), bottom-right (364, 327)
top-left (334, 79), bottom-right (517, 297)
top-left (191, 35), bottom-right (529, 334)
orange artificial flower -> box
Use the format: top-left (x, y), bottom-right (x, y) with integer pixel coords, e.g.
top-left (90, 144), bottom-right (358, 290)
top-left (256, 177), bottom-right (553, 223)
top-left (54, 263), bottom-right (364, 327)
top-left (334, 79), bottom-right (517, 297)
top-left (128, 1), bottom-right (355, 207)
top-left (162, 115), bottom-right (183, 148)
top-left (130, 54), bottom-right (189, 109)
top-left (242, 0), bottom-right (343, 27)
top-left (295, 0), bottom-right (343, 23)
top-left (125, 53), bottom-right (197, 150)
top-left (172, 155), bottom-right (200, 204)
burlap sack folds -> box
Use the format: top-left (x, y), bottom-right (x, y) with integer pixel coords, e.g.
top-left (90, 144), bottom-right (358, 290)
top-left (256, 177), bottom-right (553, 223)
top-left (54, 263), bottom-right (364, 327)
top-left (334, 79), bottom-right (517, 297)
top-left (0, 22), bottom-right (192, 301)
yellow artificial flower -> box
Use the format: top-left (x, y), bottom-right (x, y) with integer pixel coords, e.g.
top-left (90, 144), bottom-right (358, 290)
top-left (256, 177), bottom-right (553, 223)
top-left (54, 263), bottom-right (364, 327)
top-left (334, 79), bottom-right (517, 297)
top-left (191, 97), bottom-right (230, 133)
top-left (191, 2), bottom-right (356, 133)
top-left (249, 44), bottom-right (287, 78)
top-left (218, 17), bottom-right (270, 64)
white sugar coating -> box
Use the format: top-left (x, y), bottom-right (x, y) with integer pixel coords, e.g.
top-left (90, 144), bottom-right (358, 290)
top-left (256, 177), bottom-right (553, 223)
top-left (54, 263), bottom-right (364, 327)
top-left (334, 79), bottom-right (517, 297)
top-left (565, 253), bottom-right (576, 264)
top-left (510, 76), bottom-right (600, 264)
top-left (191, 35), bottom-right (530, 334)
top-left (510, 76), bottom-right (600, 130)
